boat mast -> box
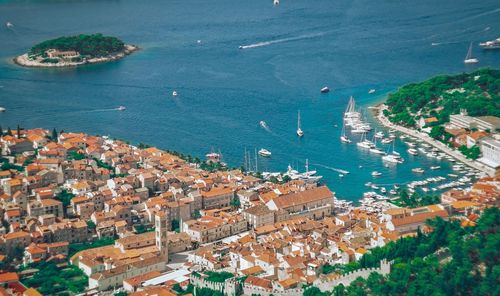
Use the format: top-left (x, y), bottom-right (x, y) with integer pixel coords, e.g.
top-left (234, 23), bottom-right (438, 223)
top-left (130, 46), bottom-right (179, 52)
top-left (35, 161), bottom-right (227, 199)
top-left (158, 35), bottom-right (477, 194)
top-left (297, 110), bottom-right (301, 130)
top-left (466, 42), bottom-right (472, 59)
top-left (254, 148), bottom-right (258, 172)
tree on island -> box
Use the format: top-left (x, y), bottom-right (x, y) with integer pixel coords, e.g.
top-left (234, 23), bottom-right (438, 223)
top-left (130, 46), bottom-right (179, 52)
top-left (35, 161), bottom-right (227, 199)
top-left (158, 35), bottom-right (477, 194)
top-left (6, 127), bottom-right (12, 136)
top-left (16, 125), bottom-right (21, 138)
top-left (29, 33), bottom-right (125, 58)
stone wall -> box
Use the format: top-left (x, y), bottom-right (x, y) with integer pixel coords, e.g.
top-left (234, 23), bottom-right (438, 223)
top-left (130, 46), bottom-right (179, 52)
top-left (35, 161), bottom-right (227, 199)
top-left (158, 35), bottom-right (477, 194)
top-left (314, 259), bottom-right (391, 292)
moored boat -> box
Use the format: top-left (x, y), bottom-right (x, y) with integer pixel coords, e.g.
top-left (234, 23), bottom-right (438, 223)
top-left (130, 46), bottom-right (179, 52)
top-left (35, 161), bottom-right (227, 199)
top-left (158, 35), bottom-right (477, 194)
top-left (258, 148), bottom-right (272, 157)
top-left (464, 42), bottom-right (479, 64)
top-left (320, 86), bottom-right (330, 93)
top-left (412, 168), bottom-right (425, 174)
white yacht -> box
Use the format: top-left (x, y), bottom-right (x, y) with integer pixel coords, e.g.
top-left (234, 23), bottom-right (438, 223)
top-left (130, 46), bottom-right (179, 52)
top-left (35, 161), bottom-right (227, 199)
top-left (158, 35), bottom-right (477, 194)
top-left (464, 42), bottom-right (479, 64)
top-left (296, 110), bottom-right (304, 137)
top-left (370, 147), bottom-right (386, 155)
top-left (407, 148), bottom-right (418, 155)
top-left (320, 86), bottom-right (330, 93)
top-left (381, 138), bottom-right (393, 144)
top-left (371, 171), bottom-right (382, 177)
top-left (258, 148), bottom-right (271, 157)
top-left (412, 168), bottom-right (425, 174)
top-left (382, 154), bottom-right (403, 163)
top-left (117, 106), bottom-right (126, 111)
top-left (374, 131), bottom-right (384, 139)
top-left (340, 115), bottom-right (351, 143)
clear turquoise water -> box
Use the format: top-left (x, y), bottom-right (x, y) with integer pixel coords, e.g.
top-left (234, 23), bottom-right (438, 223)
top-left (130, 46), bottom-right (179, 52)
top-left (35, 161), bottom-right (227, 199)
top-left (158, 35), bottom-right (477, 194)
top-left (0, 0), bottom-right (499, 200)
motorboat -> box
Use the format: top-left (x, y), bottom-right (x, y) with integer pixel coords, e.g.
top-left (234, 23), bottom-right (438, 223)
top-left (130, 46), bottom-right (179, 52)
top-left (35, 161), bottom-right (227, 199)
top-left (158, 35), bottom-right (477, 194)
top-left (357, 140), bottom-right (374, 149)
top-left (296, 110), bottom-right (304, 137)
top-left (479, 37), bottom-right (500, 49)
top-left (407, 148), bottom-right (418, 155)
top-left (258, 148), bottom-right (271, 157)
top-left (380, 187), bottom-right (387, 194)
top-left (430, 166), bottom-right (441, 170)
top-left (117, 106), bottom-right (126, 111)
top-left (382, 154), bottom-right (404, 163)
top-left (172, 90), bottom-right (178, 96)
top-left (464, 42), bottom-right (479, 64)
top-left (320, 86), bottom-right (330, 93)
top-left (0, 107), bottom-right (5, 112)
top-left (274, 0), bottom-right (279, 5)
top-left (381, 138), bottom-right (393, 144)
top-left (375, 131), bottom-right (384, 139)
top-left (368, 89), bottom-right (376, 94)
top-left (259, 121), bottom-right (269, 129)
top-left (370, 147), bottom-right (386, 155)
top-left (6, 22), bottom-right (13, 28)
top-left (371, 171), bottom-right (382, 177)
top-left (412, 168), bottom-right (425, 174)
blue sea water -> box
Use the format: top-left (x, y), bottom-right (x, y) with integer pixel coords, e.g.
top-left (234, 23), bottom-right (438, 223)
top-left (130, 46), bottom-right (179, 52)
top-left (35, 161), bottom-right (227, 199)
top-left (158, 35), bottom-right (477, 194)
top-left (0, 0), bottom-right (499, 200)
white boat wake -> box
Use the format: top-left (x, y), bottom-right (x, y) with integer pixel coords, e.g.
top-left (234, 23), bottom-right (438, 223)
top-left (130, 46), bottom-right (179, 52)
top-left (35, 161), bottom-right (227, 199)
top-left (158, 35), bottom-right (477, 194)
top-left (311, 163), bottom-right (350, 174)
top-left (239, 32), bottom-right (327, 49)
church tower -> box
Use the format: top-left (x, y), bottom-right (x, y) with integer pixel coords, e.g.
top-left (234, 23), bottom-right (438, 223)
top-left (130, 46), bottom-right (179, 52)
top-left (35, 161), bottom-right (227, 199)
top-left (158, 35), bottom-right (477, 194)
top-left (155, 212), bottom-right (168, 262)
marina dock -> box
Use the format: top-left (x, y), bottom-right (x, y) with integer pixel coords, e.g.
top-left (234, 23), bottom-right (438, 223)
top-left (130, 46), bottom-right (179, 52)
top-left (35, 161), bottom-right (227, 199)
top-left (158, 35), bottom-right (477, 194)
top-left (375, 104), bottom-right (496, 177)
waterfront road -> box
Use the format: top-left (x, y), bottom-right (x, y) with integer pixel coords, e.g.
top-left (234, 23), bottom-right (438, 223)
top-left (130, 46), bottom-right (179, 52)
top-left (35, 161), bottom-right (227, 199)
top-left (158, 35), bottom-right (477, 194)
top-left (376, 105), bottom-right (495, 177)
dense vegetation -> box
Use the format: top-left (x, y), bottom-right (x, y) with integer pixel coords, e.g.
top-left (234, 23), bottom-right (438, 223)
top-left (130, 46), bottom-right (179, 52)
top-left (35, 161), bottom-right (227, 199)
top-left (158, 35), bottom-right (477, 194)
top-left (390, 189), bottom-right (440, 208)
top-left (204, 271), bottom-right (234, 282)
top-left (384, 68), bottom-right (500, 127)
top-left (29, 33), bottom-right (125, 57)
top-left (22, 261), bottom-right (88, 295)
top-left (458, 145), bottom-right (481, 160)
top-left (323, 207), bottom-right (500, 296)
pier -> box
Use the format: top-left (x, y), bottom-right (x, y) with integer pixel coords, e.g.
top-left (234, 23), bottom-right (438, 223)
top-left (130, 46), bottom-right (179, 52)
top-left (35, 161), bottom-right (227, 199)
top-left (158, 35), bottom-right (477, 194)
top-left (375, 104), bottom-right (495, 177)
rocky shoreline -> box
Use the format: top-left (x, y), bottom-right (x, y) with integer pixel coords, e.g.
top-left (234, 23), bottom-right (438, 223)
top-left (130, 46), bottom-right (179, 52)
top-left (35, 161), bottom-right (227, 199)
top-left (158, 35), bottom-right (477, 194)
top-left (13, 44), bottom-right (139, 68)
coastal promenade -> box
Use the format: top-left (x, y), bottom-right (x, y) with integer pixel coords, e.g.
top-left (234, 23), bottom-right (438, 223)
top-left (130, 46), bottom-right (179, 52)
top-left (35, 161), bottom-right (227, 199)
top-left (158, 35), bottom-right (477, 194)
top-left (375, 104), bottom-right (495, 177)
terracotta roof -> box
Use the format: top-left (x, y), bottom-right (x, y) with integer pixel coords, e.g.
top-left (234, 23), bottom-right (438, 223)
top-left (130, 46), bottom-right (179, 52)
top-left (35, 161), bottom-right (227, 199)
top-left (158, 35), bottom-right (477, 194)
top-left (392, 210), bottom-right (448, 227)
top-left (270, 186), bottom-right (333, 208)
top-left (0, 272), bottom-right (19, 283)
top-left (245, 275), bottom-right (272, 290)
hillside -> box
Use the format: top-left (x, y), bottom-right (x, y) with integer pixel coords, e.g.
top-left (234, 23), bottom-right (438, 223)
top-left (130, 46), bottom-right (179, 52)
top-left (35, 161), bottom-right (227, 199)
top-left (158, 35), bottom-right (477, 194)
top-left (384, 68), bottom-right (500, 127)
top-left (338, 207), bottom-right (500, 296)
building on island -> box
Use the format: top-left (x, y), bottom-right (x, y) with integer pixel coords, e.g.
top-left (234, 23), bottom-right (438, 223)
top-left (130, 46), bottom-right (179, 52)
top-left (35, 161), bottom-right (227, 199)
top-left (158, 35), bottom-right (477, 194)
top-left (46, 49), bottom-right (79, 59)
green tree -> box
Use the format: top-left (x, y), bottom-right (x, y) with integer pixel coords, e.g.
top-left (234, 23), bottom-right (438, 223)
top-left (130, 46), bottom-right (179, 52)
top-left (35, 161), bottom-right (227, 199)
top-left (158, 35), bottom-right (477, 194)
top-left (52, 128), bottom-right (58, 141)
top-left (230, 196), bottom-right (241, 208)
top-left (171, 219), bottom-right (180, 232)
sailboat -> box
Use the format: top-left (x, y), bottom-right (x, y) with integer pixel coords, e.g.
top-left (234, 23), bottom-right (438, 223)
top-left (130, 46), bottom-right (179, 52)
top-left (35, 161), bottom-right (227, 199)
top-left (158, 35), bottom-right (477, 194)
top-left (464, 42), bottom-right (479, 64)
top-left (297, 110), bottom-right (304, 137)
top-left (340, 114), bottom-right (351, 143)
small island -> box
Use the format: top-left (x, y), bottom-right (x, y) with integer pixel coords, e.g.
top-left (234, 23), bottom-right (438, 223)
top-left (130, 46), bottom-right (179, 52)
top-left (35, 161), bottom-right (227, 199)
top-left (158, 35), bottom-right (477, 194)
top-left (14, 33), bottom-right (139, 68)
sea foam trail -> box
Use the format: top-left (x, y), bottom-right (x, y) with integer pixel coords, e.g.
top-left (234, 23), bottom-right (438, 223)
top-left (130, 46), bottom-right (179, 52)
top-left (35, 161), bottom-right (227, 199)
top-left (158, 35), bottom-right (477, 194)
top-left (311, 163), bottom-right (350, 174)
top-left (239, 32), bottom-right (327, 49)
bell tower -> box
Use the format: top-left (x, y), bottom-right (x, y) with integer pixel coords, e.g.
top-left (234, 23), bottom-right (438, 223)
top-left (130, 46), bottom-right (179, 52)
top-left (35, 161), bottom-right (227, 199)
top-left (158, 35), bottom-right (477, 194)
top-left (155, 212), bottom-right (168, 261)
